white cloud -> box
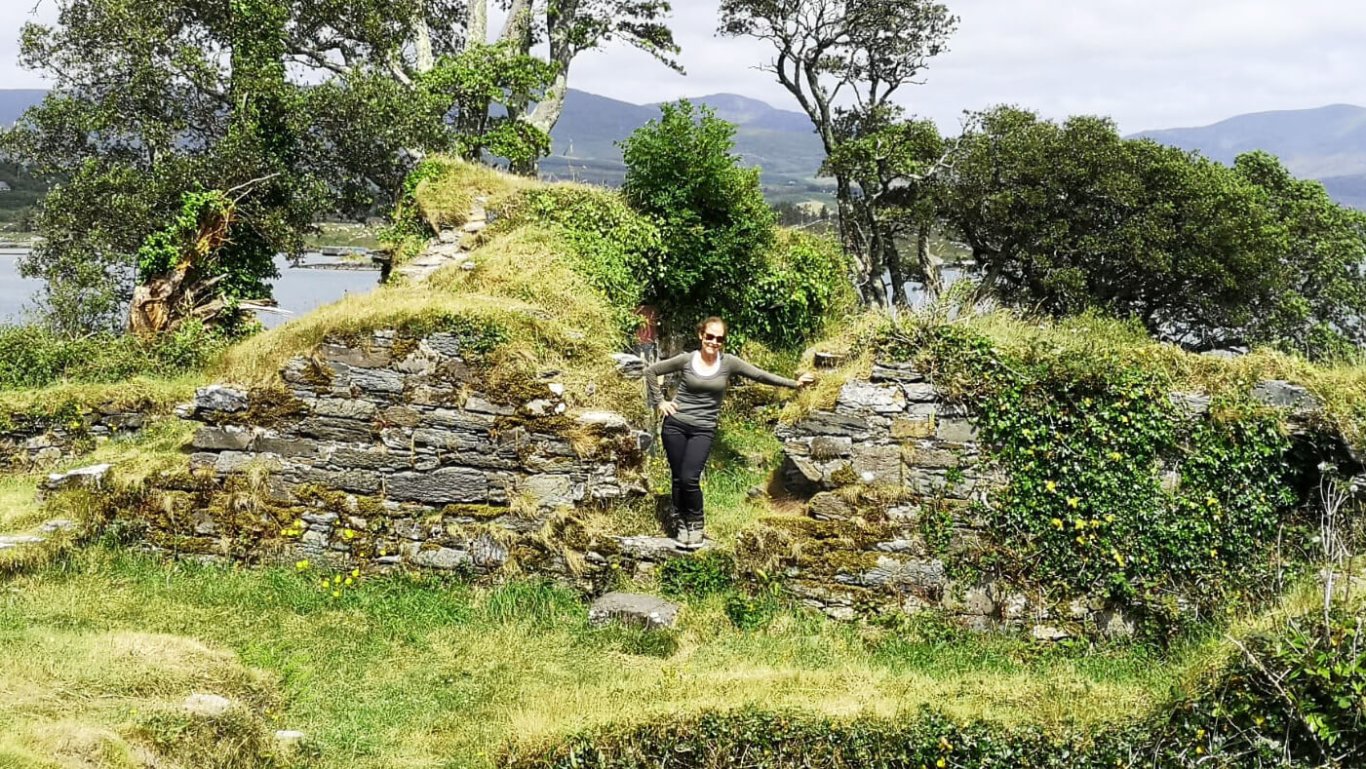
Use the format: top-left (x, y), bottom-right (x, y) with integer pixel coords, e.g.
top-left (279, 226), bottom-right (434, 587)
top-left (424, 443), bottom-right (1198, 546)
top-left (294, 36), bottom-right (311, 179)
top-left (3, 0), bottom-right (1366, 132)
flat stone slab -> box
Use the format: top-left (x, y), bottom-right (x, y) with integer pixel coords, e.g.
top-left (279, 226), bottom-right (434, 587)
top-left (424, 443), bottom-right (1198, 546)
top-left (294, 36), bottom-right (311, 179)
top-left (589, 592), bottom-right (681, 630)
top-left (42, 464), bottom-right (112, 492)
top-left (616, 535), bottom-right (711, 562)
top-left (0, 534), bottom-right (45, 550)
top-left (183, 693), bottom-right (235, 717)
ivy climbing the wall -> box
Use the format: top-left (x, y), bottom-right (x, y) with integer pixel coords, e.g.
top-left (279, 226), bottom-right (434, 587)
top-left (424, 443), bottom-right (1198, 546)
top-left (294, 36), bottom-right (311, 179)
top-left (883, 321), bottom-right (1305, 634)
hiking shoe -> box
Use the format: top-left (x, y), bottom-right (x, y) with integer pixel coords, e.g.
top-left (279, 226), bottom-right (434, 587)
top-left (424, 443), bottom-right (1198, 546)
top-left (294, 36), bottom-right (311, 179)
top-left (682, 522), bottom-right (705, 550)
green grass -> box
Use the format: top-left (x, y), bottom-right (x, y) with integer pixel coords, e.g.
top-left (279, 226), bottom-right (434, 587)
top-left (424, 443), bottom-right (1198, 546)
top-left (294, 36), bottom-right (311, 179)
top-left (0, 547), bottom-right (1199, 768)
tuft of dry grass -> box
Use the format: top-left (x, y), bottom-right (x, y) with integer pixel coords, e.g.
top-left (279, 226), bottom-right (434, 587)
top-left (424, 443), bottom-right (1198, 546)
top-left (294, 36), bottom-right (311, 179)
top-left (412, 158), bottom-right (536, 232)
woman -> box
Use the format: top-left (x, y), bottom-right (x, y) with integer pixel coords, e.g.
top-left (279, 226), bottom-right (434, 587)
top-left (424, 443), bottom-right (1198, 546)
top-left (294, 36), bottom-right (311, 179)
top-left (644, 316), bottom-right (814, 548)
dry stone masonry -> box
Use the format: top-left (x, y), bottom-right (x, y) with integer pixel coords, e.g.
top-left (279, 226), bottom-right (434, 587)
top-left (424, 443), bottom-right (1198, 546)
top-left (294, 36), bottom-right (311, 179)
top-left (142, 329), bottom-right (653, 580)
top-left (0, 407), bottom-right (147, 470)
top-left (761, 362), bottom-right (1360, 640)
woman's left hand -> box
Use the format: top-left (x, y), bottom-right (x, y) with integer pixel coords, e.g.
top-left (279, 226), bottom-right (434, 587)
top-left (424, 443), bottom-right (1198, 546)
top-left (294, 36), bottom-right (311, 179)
top-left (796, 372), bottom-right (816, 389)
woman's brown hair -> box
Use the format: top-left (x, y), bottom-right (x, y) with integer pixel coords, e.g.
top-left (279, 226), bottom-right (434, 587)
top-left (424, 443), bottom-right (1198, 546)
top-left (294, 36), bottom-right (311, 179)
top-left (695, 316), bottom-right (727, 336)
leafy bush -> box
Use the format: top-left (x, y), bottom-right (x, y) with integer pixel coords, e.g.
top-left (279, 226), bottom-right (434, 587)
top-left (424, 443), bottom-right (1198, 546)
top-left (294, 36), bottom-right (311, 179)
top-left (0, 322), bottom-right (227, 389)
top-left (739, 230), bottom-right (857, 349)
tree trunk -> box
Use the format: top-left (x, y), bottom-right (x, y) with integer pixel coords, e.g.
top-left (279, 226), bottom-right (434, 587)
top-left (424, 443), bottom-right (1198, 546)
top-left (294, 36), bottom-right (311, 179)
top-left (884, 230), bottom-right (910, 308)
top-left (835, 174), bottom-right (879, 305)
top-left (466, 0), bottom-right (488, 49)
top-left (413, 16), bottom-right (434, 72)
top-left (915, 221), bottom-right (943, 301)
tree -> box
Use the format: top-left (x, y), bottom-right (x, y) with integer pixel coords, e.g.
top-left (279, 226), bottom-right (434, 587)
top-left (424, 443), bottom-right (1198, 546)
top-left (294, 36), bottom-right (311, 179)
top-left (620, 101), bottom-right (853, 348)
top-left (1233, 151), bottom-right (1366, 358)
top-left (619, 101), bottom-right (776, 337)
top-left (824, 106), bottom-right (947, 304)
top-left (936, 106), bottom-right (1366, 356)
top-left (491, 0), bottom-right (682, 173)
top-left (719, 0), bottom-right (957, 305)
top-left (2, 0), bottom-right (333, 334)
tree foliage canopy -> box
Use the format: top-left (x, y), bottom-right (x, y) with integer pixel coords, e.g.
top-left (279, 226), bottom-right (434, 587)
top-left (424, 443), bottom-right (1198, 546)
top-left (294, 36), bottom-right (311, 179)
top-left (619, 101), bottom-right (852, 348)
top-left (718, 0), bottom-right (957, 306)
top-left (938, 107), bottom-right (1366, 357)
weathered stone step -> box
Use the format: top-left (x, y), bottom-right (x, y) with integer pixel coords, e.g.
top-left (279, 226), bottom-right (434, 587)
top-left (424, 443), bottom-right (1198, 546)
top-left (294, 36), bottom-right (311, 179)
top-left (588, 592), bottom-right (680, 630)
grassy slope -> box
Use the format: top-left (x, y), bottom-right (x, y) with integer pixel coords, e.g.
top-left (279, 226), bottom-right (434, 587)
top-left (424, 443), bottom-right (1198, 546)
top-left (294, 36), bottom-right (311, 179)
top-left (0, 548), bottom-right (1193, 769)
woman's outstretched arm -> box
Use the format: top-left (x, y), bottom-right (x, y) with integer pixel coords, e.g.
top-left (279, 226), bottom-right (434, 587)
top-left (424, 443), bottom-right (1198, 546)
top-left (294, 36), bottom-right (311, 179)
top-left (727, 357), bottom-right (812, 389)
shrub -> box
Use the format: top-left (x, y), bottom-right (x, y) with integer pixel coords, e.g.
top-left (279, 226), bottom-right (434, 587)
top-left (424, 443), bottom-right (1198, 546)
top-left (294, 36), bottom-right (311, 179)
top-left (658, 550), bottom-right (736, 599)
top-left (738, 230), bottom-right (857, 350)
top-left (620, 101), bottom-right (777, 342)
top-left (0, 322), bottom-right (228, 390)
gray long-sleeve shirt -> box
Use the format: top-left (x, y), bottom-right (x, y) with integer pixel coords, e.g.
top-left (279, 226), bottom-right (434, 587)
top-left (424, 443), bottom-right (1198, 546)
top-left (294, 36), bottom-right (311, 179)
top-left (644, 352), bottom-right (798, 429)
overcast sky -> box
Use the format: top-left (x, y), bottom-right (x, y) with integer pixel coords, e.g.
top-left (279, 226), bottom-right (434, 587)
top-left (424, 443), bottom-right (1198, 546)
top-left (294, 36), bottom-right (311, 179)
top-left (3, 0), bottom-right (1365, 134)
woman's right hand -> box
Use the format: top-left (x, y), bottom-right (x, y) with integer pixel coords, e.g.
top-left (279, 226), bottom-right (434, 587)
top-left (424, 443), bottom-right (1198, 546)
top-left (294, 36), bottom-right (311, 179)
top-left (657, 400), bottom-right (678, 417)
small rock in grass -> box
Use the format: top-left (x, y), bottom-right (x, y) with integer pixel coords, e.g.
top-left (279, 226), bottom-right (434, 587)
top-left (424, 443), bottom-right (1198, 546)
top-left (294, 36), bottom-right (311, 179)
top-left (588, 592), bottom-right (680, 631)
top-left (274, 730), bottom-right (308, 749)
top-left (43, 464), bottom-right (112, 492)
top-left (182, 693), bottom-right (235, 718)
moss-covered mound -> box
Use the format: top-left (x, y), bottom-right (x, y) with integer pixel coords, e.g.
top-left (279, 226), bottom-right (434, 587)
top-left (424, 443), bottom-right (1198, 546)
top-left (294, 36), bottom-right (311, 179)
top-left (218, 161), bottom-right (653, 424)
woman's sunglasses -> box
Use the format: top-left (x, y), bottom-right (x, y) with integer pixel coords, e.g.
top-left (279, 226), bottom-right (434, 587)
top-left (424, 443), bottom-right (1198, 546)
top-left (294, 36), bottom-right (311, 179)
top-left (703, 333), bottom-right (726, 343)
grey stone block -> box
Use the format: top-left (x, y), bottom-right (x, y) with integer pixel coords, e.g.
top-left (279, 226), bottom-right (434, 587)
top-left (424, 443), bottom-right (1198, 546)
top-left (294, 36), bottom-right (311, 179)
top-left (577, 410), bottom-right (631, 432)
top-left (904, 446), bottom-right (960, 470)
top-left (808, 491), bottom-right (854, 520)
top-left (421, 333), bottom-right (465, 358)
top-left (192, 426), bottom-right (254, 451)
top-left (523, 474), bottom-right (581, 508)
top-left (850, 444), bottom-right (902, 485)
top-left (410, 546), bottom-right (472, 571)
top-left (852, 556), bottom-right (946, 589)
top-left (836, 381), bottom-right (906, 415)
top-left (344, 365), bottom-right (405, 395)
top-left (193, 385), bottom-right (249, 414)
top-left (1251, 380), bottom-right (1320, 412)
top-left (809, 436), bottom-right (852, 460)
top-left (388, 468), bottom-right (488, 504)
top-left (253, 436), bottom-right (319, 457)
top-left (1168, 391), bottom-right (1211, 418)
top-left (869, 362), bottom-right (925, 382)
top-left (790, 411), bottom-right (873, 440)
top-left (588, 592), bottom-right (680, 630)
top-left (935, 418), bottom-right (979, 445)
top-left (422, 409), bottom-right (496, 432)
top-left (43, 463), bottom-right (112, 491)
top-left (296, 417), bottom-right (373, 443)
top-left (1031, 625), bottom-right (1070, 642)
top-left (319, 343), bottom-right (390, 369)
top-left (902, 383), bottom-right (940, 403)
top-left (314, 398), bottom-right (378, 419)
top-left (465, 395), bottom-right (516, 415)
top-left (328, 448), bottom-right (413, 473)
top-left (299, 468), bottom-right (381, 494)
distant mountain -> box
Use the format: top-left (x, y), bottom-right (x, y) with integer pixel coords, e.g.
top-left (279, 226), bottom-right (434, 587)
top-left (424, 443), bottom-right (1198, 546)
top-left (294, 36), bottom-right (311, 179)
top-left (542, 90), bottom-right (830, 200)
top-left (1132, 104), bottom-right (1366, 208)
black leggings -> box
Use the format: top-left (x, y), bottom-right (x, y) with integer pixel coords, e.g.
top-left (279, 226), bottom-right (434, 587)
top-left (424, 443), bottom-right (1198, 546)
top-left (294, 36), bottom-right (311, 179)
top-left (660, 416), bottom-right (716, 526)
